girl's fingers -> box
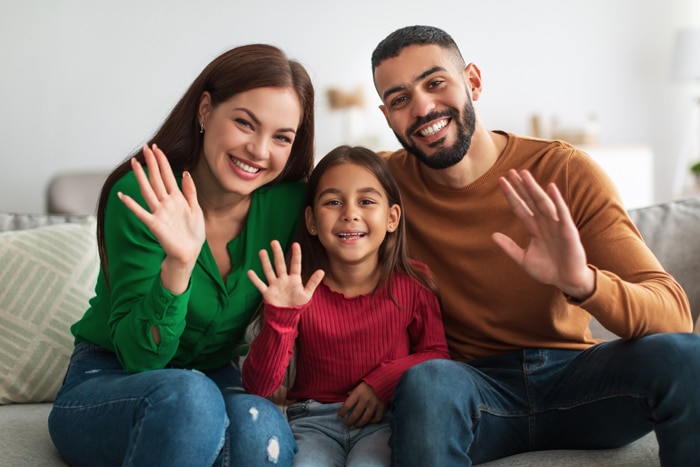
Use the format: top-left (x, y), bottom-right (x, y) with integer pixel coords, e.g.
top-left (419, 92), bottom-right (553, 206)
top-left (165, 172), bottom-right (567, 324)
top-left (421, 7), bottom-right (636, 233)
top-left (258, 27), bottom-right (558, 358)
top-left (270, 240), bottom-right (288, 276)
top-left (305, 269), bottom-right (325, 295)
top-left (288, 242), bottom-right (302, 276)
top-left (258, 248), bottom-right (276, 281)
top-left (246, 269), bottom-right (267, 293)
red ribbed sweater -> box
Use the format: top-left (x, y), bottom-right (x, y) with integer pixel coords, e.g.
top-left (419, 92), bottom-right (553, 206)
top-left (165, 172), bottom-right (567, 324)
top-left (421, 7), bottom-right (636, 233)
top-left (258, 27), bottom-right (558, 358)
top-left (242, 270), bottom-right (449, 404)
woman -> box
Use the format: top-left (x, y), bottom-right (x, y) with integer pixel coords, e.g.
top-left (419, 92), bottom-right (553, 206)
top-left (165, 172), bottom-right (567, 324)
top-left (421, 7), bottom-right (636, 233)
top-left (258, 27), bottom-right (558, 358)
top-left (48, 44), bottom-right (314, 467)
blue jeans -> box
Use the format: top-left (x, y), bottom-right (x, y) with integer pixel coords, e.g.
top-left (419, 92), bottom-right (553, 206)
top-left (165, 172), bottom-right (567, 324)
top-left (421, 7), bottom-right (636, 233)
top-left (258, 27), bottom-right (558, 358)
top-left (48, 343), bottom-right (296, 467)
top-left (287, 400), bottom-right (391, 466)
top-left (390, 333), bottom-right (700, 466)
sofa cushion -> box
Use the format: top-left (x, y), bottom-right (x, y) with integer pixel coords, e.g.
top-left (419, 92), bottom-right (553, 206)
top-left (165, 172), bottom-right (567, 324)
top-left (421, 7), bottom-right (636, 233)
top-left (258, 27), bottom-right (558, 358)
top-left (628, 196), bottom-right (700, 323)
top-left (0, 403), bottom-right (67, 466)
top-left (0, 219), bottom-right (99, 404)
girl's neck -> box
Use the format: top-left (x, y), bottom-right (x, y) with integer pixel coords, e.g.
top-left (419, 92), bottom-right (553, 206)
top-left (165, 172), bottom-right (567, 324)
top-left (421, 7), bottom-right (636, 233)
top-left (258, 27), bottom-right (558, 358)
top-left (323, 259), bottom-right (381, 298)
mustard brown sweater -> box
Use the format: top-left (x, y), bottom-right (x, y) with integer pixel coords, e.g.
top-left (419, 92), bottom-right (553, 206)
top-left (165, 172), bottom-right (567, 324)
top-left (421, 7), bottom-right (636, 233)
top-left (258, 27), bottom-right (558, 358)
top-left (385, 132), bottom-right (692, 361)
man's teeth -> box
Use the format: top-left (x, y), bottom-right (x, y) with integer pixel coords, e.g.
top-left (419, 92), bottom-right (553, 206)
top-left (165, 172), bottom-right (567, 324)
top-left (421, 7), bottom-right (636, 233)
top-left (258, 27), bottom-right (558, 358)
top-left (231, 157), bottom-right (260, 174)
top-left (419, 119), bottom-right (447, 136)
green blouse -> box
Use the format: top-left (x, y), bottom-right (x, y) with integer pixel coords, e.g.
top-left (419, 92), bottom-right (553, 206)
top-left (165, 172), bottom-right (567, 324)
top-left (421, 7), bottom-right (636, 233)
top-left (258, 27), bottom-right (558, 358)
top-left (71, 170), bottom-right (305, 373)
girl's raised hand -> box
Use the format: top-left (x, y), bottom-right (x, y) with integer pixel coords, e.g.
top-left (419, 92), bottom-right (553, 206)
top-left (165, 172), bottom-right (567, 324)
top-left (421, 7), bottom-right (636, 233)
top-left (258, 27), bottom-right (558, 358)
top-left (248, 241), bottom-right (325, 308)
top-left (117, 144), bottom-right (205, 294)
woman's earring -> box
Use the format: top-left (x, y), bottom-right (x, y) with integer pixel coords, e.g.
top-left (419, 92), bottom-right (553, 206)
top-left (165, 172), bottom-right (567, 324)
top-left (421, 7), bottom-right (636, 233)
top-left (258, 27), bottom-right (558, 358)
top-left (200, 123), bottom-right (205, 134)
top-left (309, 226), bottom-right (316, 234)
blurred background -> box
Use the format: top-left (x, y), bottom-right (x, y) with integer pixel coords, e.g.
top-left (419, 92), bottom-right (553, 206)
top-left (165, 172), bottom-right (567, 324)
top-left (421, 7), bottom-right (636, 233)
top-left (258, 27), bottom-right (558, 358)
top-left (2, 0), bottom-right (700, 213)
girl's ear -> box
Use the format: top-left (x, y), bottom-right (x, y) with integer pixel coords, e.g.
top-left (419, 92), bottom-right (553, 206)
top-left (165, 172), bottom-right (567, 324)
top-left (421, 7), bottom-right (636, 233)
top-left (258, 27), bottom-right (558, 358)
top-left (387, 204), bottom-right (401, 232)
top-left (304, 206), bottom-right (317, 235)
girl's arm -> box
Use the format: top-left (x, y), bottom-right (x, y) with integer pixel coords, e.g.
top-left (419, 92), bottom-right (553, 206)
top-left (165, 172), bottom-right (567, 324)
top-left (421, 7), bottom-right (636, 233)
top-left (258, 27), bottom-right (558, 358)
top-left (241, 303), bottom-right (302, 397)
top-left (242, 240), bottom-right (324, 396)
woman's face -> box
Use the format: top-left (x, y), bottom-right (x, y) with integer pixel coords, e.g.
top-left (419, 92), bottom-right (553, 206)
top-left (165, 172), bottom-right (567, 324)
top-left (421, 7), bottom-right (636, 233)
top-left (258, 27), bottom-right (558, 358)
top-left (195, 86), bottom-right (302, 199)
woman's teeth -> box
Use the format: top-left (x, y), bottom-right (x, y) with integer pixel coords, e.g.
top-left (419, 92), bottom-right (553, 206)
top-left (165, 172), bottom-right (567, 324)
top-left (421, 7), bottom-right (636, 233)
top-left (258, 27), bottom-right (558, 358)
top-left (231, 157), bottom-right (260, 174)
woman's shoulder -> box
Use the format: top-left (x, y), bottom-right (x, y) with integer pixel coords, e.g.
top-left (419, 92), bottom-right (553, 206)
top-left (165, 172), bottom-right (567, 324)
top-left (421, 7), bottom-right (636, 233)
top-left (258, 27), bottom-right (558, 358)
top-left (255, 181), bottom-right (306, 206)
top-left (260, 180), bottom-right (306, 196)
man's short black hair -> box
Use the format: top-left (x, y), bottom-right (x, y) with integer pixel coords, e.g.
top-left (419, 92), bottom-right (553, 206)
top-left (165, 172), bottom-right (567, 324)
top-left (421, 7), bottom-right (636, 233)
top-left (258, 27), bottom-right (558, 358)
top-left (371, 25), bottom-right (465, 71)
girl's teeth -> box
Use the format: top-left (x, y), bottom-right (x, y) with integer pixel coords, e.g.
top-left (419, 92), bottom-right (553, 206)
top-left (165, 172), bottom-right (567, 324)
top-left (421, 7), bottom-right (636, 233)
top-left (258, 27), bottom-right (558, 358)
top-left (338, 233), bottom-right (364, 239)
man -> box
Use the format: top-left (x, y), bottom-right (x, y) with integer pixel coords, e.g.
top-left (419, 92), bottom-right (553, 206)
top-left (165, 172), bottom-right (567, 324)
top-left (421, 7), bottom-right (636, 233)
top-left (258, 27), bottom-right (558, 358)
top-left (371, 25), bottom-right (700, 465)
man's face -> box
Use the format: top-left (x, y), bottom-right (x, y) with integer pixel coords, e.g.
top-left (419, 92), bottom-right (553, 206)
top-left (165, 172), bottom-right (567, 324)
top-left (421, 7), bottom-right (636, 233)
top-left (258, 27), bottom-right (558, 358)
top-left (374, 44), bottom-right (476, 169)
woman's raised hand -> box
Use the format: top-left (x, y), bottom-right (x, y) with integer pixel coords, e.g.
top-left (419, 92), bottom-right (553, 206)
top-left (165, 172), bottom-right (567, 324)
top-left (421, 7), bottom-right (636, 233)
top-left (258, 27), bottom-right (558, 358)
top-left (117, 144), bottom-right (205, 294)
top-left (248, 241), bottom-right (325, 308)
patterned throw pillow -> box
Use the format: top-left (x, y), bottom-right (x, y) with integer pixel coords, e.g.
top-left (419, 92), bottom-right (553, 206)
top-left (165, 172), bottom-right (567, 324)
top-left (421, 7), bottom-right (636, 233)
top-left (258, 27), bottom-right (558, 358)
top-left (0, 219), bottom-right (98, 404)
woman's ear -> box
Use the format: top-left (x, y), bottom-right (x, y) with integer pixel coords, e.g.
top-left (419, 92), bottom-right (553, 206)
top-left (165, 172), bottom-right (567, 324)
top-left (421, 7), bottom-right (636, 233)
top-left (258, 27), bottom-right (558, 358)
top-left (387, 204), bottom-right (401, 232)
top-left (304, 206), bottom-right (317, 235)
top-left (198, 91), bottom-right (212, 128)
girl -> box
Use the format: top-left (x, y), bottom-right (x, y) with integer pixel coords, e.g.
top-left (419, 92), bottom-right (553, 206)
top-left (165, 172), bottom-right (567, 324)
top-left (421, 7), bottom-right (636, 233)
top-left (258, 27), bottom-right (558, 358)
top-left (242, 145), bottom-right (449, 466)
top-left (48, 44), bottom-right (314, 466)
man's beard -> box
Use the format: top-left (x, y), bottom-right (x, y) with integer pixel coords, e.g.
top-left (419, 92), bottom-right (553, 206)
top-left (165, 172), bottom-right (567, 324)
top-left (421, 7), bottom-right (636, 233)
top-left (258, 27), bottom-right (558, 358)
top-left (394, 100), bottom-right (476, 170)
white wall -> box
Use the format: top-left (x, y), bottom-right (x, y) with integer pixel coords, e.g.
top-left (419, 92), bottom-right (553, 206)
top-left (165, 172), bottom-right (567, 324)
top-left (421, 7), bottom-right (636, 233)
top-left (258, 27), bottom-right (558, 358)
top-left (1, 0), bottom-right (699, 213)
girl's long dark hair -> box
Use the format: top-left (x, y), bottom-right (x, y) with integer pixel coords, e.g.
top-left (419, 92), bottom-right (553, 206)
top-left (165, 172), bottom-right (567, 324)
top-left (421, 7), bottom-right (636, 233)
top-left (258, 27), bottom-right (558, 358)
top-left (96, 44), bottom-right (315, 287)
top-left (298, 145), bottom-right (439, 300)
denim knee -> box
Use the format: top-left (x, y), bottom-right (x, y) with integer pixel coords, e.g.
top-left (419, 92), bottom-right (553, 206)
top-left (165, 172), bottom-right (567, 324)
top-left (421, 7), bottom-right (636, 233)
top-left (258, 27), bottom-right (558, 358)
top-left (225, 394), bottom-right (296, 466)
top-left (633, 333), bottom-right (700, 393)
top-left (146, 369), bottom-right (226, 424)
top-left (395, 359), bottom-right (471, 404)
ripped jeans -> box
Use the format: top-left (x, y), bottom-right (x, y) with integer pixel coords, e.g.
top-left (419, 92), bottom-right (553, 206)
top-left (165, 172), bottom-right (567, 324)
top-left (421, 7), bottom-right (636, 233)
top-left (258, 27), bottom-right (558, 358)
top-left (48, 343), bottom-right (296, 467)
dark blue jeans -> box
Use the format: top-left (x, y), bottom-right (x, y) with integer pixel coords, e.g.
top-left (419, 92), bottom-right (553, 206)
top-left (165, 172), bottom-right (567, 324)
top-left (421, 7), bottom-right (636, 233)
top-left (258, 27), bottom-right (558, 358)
top-left (48, 343), bottom-right (296, 466)
top-left (389, 333), bottom-right (700, 466)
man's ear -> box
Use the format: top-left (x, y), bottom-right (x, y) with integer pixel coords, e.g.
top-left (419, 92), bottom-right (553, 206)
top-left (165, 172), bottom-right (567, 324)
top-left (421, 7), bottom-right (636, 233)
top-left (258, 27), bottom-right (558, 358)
top-left (387, 204), bottom-right (401, 233)
top-left (304, 206), bottom-right (317, 235)
top-left (464, 63), bottom-right (483, 101)
top-left (198, 91), bottom-right (212, 127)
top-left (379, 104), bottom-right (391, 127)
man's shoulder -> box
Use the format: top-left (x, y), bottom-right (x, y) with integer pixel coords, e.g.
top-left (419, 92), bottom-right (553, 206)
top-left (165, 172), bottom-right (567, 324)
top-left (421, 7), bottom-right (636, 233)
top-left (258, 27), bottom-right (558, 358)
top-left (377, 148), bottom-right (412, 171)
top-left (377, 148), bottom-right (406, 161)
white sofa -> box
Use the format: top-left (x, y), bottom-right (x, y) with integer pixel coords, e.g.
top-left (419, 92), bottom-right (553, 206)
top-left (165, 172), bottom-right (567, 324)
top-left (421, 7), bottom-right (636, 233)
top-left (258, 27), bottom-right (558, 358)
top-left (2, 194), bottom-right (700, 466)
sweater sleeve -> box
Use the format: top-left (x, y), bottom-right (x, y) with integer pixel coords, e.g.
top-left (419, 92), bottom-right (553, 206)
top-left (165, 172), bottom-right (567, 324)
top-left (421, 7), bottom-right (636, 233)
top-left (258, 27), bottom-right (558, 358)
top-left (362, 285), bottom-right (450, 404)
top-left (242, 302), bottom-right (303, 397)
top-left (564, 149), bottom-right (693, 337)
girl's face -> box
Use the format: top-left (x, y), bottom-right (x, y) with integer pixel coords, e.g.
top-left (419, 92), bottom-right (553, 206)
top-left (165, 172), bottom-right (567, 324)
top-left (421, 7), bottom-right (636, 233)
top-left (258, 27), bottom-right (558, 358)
top-left (194, 86), bottom-right (302, 200)
top-left (305, 162), bottom-right (400, 270)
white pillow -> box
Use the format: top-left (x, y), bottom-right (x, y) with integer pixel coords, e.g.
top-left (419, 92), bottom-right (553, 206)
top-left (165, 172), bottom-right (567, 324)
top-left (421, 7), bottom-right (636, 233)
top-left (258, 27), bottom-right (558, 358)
top-left (0, 219), bottom-right (98, 404)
